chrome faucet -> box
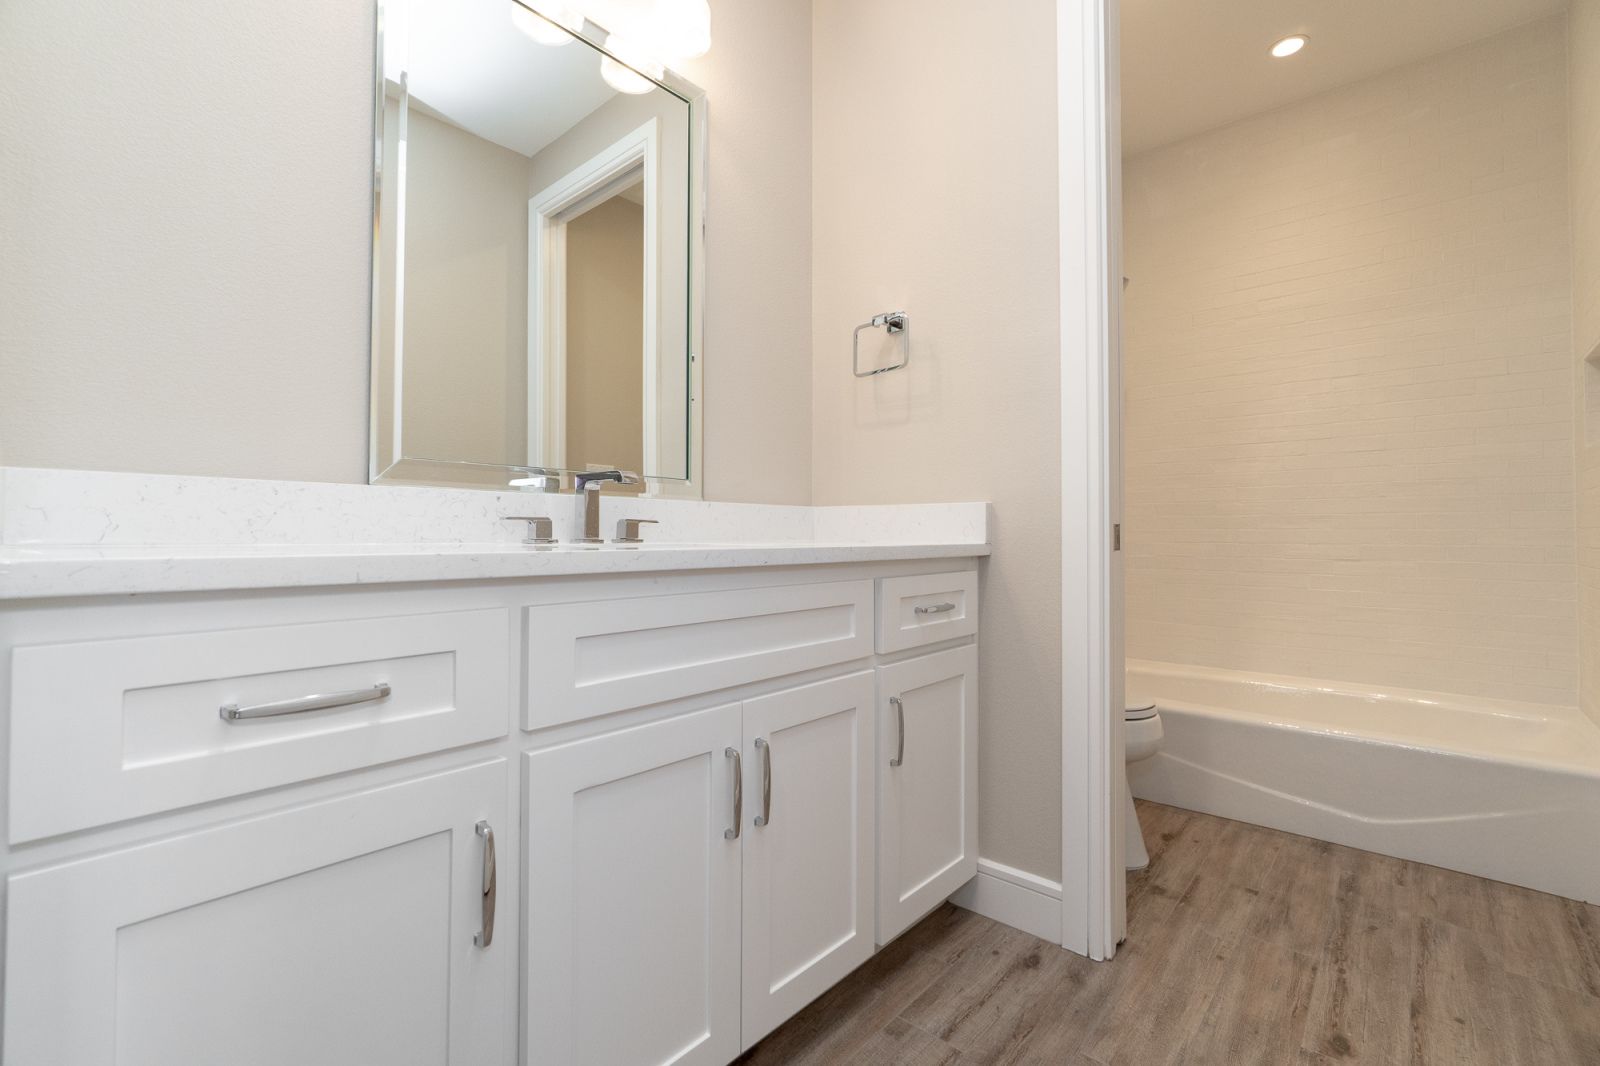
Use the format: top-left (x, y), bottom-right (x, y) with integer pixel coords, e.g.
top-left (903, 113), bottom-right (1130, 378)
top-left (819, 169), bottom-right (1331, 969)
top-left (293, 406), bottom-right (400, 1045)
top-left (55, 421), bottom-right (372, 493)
top-left (573, 469), bottom-right (640, 544)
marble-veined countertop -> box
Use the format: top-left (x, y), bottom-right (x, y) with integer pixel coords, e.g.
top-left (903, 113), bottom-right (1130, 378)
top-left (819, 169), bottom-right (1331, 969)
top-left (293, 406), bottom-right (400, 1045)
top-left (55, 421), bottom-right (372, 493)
top-left (0, 468), bottom-right (989, 599)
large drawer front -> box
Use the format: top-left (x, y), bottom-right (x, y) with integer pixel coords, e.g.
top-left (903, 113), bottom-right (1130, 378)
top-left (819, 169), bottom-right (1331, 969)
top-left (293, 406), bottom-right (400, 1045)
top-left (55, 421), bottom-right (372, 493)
top-left (876, 570), bottom-right (979, 654)
top-left (523, 580), bottom-right (874, 729)
top-left (9, 608), bottom-right (511, 842)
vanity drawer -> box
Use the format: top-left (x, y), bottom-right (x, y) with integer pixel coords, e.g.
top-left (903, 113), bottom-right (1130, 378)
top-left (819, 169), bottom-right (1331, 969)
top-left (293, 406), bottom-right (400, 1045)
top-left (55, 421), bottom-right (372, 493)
top-left (876, 570), bottom-right (979, 653)
top-left (523, 580), bottom-right (874, 729)
top-left (9, 607), bottom-right (511, 842)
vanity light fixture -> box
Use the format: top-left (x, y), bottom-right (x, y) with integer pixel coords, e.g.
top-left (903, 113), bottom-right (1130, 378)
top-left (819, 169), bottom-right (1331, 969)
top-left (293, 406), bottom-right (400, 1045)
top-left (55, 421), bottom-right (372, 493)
top-left (1270, 34), bottom-right (1308, 58)
top-left (579, 0), bottom-right (711, 93)
top-left (650, 0), bottom-right (711, 60)
top-left (511, 2), bottom-right (582, 46)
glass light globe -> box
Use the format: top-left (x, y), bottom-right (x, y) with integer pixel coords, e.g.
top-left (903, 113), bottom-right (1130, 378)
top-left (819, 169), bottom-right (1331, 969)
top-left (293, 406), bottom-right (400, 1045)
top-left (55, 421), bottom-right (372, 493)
top-left (600, 39), bottom-right (658, 94)
top-left (651, 0), bottom-right (711, 59)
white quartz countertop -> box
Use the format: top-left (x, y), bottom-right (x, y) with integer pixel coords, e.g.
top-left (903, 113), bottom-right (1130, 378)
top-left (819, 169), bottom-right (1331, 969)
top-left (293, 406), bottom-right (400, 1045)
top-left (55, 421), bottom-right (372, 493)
top-left (0, 540), bottom-right (990, 599)
top-left (0, 468), bottom-right (989, 599)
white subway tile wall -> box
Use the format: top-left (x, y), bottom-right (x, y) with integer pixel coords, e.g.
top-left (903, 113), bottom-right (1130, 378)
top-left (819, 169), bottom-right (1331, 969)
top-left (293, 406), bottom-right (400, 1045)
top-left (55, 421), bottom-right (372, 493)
top-left (1124, 18), bottom-right (1578, 706)
top-left (1573, 0), bottom-right (1600, 726)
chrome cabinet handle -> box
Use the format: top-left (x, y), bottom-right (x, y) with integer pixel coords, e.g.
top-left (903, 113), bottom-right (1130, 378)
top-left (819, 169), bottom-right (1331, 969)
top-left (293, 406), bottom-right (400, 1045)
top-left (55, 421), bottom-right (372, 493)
top-left (474, 821), bottom-right (497, 948)
top-left (914, 602), bottom-right (957, 616)
top-left (754, 737), bottom-right (772, 828)
top-left (890, 696), bottom-right (905, 767)
top-left (724, 747), bottom-right (743, 840)
top-left (219, 682), bottom-right (391, 722)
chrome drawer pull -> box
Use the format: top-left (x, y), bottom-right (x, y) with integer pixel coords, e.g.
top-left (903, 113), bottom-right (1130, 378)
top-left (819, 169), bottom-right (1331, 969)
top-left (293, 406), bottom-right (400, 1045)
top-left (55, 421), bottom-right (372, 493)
top-left (474, 821), bottom-right (497, 948)
top-left (754, 737), bottom-right (772, 828)
top-left (890, 696), bottom-right (905, 767)
top-left (724, 748), bottom-right (743, 840)
top-left (914, 602), bottom-right (957, 616)
top-left (219, 682), bottom-right (392, 722)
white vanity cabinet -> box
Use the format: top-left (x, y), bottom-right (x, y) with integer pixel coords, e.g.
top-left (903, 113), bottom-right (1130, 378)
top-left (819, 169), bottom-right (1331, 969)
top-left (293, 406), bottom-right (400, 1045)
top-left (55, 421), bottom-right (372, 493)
top-left (739, 671), bottom-right (876, 1047)
top-left (524, 702), bottom-right (744, 1066)
top-left (0, 558), bottom-right (980, 1066)
top-left (4, 759), bottom-right (512, 1066)
top-left (875, 645), bottom-right (980, 943)
top-left (523, 671), bottom-right (877, 1063)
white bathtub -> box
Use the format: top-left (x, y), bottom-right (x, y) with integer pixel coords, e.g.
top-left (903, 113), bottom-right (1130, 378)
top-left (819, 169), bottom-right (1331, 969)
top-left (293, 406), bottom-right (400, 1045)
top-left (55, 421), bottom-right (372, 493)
top-left (1126, 659), bottom-right (1600, 904)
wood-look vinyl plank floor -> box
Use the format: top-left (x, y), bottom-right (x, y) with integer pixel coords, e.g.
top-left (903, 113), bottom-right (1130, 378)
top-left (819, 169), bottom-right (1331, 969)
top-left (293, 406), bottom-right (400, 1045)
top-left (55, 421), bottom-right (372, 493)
top-left (735, 801), bottom-right (1600, 1066)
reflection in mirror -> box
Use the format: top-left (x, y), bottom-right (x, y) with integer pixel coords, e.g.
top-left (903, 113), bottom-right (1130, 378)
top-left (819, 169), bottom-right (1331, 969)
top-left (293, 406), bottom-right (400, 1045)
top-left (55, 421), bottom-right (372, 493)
top-left (372, 0), bottom-right (702, 492)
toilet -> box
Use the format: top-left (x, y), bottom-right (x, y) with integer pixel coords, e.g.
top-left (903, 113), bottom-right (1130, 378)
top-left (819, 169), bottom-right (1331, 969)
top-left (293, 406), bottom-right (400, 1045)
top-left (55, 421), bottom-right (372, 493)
top-left (1124, 697), bottom-right (1164, 870)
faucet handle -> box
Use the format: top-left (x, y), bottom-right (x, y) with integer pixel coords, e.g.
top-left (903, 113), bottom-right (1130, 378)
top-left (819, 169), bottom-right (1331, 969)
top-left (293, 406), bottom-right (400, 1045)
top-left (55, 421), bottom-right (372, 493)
top-left (615, 518), bottom-right (659, 544)
top-left (504, 515), bottom-right (557, 545)
top-left (576, 468), bottom-right (642, 491)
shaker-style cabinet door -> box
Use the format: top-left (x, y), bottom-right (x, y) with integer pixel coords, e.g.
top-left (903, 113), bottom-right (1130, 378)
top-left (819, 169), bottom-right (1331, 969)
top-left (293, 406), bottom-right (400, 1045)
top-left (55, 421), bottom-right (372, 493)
top-left (875, 645), bottom-right (979, 943)
top-left (739, 670), bottom-right (876, 1049)
top-left (524, 702), bottom-right (743, 1066)
top-left (4, 759), bottom-right (511, 1066)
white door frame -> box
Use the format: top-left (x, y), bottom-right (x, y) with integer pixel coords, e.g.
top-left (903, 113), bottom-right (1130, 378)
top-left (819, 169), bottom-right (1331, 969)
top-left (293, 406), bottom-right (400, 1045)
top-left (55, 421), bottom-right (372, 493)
top-left (1059, 0), bottom-right (1124, 960)
top-left (527, 119), bottom-right (660, 472)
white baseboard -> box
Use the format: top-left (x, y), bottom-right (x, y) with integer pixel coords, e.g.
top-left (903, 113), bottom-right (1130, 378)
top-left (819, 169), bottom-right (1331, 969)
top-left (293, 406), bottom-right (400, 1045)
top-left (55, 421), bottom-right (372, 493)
top-left (949, 859), bottom-right (1064, 944)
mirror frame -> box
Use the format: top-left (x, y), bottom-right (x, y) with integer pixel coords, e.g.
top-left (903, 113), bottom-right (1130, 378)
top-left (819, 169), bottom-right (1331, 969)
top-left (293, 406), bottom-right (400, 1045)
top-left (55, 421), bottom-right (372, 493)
top-left (366, 0), bottom-right (707, 497)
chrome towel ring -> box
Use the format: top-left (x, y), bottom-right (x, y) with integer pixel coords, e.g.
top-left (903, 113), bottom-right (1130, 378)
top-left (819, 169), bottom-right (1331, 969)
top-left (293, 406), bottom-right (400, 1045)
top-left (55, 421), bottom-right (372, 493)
top-left (852, 311), bottom-right (910, 377)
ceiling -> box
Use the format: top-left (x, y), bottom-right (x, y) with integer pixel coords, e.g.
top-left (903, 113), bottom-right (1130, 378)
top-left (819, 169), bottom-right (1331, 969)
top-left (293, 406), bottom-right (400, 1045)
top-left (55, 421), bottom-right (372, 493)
top-left (394, 0), bottom-right (623, 159)
top-left (1120, 0), bottom-right (1569, 155)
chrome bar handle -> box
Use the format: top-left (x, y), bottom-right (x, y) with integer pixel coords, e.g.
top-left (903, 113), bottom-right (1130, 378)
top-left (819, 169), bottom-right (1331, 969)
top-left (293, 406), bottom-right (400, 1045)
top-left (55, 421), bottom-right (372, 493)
top-left (219, 682), bottom-right (391, 722)
top-left (474, 821), bottom-right (497, 948)
top-left (914, 602), bottom-right (957, 616)
top-left (754, 737), bottom-right (772, 827)
top-left (724, 748), bottom-right (743, 840)
top-left (889, 696), bottom-right (905, 767)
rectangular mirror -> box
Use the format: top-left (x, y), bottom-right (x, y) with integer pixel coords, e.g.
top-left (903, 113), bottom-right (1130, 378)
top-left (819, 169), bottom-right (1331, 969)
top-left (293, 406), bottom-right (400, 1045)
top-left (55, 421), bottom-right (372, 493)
top-left (371, 0), bottom-right (704, 493)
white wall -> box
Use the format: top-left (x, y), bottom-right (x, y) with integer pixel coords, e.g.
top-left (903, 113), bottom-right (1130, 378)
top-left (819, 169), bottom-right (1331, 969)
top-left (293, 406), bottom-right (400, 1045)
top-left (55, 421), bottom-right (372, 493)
top-left (1573, 0), bottom-right (1600, 727)
top-left (0, 0), bottom-right (814, 503)
top-left (1123, 18), bottom-right (1577, 705)
top-left (811, 0), bottom-right (1063, 881)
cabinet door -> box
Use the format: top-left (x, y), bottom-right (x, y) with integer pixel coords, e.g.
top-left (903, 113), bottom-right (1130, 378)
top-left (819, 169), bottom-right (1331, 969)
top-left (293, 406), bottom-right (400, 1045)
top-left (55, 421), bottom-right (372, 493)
top-left (4, 759), bottom-right (511, 1066)
top-left (876, 645), bottom-right (979, 943)
top-left (524, 703), bottom-right (742, 1066)
top-left (740, 670), bottom-right (876, 1049)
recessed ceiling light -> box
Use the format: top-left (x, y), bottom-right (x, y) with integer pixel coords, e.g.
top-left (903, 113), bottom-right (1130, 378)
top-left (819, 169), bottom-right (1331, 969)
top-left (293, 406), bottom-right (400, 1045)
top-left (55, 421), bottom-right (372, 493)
top-left (1271, 34), bottom-right (1308, 58)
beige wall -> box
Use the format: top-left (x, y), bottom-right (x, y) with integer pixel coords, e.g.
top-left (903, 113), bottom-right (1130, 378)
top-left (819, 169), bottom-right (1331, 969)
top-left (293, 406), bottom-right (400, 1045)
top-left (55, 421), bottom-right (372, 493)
top-left (1124, 19), bottom-right (1577, 706)
top-left (0, 0), bottom-right (374, 481)
top-left (0, 0), bottom-right (814, 502)
top-left (397, 108), bottom-right (532, 468)
top-left (678, 0), bottom-right (813, 504)
top-left (811, 0), bottom-right (1062, 880)
top-left (566, 196), bottom-right (646, 475)
top-left (1573, 0), bottom-right (1600, 726)
top-left (525, 89), bottom-right (690, 479)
